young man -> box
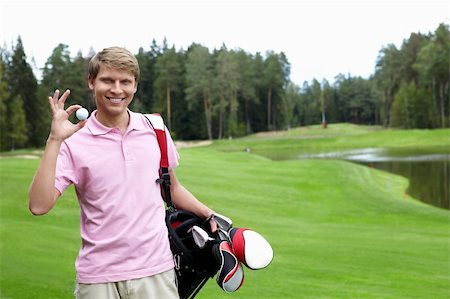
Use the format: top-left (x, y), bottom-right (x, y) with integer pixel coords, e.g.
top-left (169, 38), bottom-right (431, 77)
top-left (28, 46), bottom-right (216, 299)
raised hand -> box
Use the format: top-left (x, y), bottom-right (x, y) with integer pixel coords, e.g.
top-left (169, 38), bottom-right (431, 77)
top-left (48, 89), bottom-right (87, 142)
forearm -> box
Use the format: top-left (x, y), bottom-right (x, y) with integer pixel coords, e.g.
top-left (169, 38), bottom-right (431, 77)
top-left (28, 138), bottom-right (62, 215)
top-left (28, 89), bottom-right (86, 215)
top-left (171, 184), bottom-right (214, 219)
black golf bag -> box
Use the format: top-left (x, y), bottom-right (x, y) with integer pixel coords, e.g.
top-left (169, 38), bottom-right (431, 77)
top-left (165, 210), bottom-right (219, 298)
top-left (146, 114), bottom-right (245, 299)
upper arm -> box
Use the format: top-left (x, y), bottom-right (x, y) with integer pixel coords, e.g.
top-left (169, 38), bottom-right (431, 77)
top-left (169, 169), bottom-right (181, 189)
top-left (29, 188), bottom-right (62, 216)
top-left (45, 188), bottom-right (62, 214)
top-left (53, 187), bottom-right (62, 203)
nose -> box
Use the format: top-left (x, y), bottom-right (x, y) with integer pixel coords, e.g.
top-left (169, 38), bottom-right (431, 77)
top-left (110, 81), bottom-right (123, 94)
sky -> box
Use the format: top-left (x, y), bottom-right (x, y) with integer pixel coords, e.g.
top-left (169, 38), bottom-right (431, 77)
top-left (1, 0), bottom-right (449, 85)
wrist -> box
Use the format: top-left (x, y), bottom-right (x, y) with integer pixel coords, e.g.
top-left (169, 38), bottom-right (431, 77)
top-left (47, 133), bottom-right (64, 143)
top-left (47, 135), bottom-right (64, 144)
top-left (204, 209), bottom-right (215, 220)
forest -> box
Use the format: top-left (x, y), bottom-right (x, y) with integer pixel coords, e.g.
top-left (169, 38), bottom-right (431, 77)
top-left (0, 23), bottom-right (448, 151)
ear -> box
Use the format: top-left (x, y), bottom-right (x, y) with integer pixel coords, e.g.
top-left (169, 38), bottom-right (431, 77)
top-left (133, 82), bottom-right (138, 93)
top-left (88, 75), bottom-right (95, 90)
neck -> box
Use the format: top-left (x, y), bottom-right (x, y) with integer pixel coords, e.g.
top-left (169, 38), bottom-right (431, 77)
top-left (95, 110), bottom-right (130, 133)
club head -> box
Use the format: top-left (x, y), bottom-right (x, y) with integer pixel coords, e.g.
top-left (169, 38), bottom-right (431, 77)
top-left (213, 212), bottom-right (233, 231)
top-left (190, 225), bottom-right (215, 249)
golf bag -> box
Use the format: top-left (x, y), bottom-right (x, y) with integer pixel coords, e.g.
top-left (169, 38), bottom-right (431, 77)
top-left (165, 210), bottom-right (220, 298)
top-left (145, 114), bottom-right (272, 298)
top-left (145, 114), bottom-right (245, 298)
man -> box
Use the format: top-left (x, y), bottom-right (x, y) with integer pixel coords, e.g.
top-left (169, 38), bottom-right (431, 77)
top-left (29, 46), bottom-right (215, 298)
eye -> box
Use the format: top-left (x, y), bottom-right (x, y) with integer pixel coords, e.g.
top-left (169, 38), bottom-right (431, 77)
top-left (101, 78), bottom-right (113, 84)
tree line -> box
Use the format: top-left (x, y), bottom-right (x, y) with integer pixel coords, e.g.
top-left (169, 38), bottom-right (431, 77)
top-left (0, 23), bottom-right (448, 151)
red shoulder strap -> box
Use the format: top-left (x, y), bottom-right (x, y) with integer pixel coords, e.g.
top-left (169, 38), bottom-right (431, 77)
top-left (145, 113), bottom-right (169, 168)
top-left (144, 113), bottom-right (175, 211)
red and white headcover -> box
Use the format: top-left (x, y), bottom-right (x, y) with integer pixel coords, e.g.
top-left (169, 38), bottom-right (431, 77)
top-left (229, 228), bottom-right (274, 270)
top-left (214, 241), bottom-right (244, 293)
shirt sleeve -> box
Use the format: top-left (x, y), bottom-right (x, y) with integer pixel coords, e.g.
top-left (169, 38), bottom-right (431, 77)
top-left (165, 126), bottom-right (180, 169)
top-left (54, 141), bottom-right (76, 195)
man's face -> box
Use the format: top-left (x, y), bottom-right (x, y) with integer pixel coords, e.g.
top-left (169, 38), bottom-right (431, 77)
top-left (88, 65), bottom-right (138, 117)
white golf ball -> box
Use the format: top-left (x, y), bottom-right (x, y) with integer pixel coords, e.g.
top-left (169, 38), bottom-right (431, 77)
top-left (76, 108), bottom-right (89, 120)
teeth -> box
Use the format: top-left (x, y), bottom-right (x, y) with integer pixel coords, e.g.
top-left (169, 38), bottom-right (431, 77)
top-left (109, 98), bottom-right (123, 104)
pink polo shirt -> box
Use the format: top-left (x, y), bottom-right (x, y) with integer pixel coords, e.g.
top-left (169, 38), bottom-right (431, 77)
top-left (55, 110), bottom-right (179, 283)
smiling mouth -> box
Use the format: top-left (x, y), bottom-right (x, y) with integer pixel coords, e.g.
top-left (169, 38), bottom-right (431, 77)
top-left (107, 97), bottom-right (124, 104)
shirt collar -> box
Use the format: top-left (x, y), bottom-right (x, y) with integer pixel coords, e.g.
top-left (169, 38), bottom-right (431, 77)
top-left (87, 110), bottom-right (147, 135)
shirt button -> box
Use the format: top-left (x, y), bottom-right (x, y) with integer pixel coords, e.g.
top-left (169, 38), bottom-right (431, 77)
top-left (124, 152), bottom-right (132, 160)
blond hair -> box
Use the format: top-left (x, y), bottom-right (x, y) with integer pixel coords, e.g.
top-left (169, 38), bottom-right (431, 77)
top-left (88, 46), bottom-right (140, 83)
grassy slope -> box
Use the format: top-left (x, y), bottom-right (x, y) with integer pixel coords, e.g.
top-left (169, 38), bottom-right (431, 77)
top-left (178, 148), bottom-right (449, 299)
top-left (1, 125), bottom-right (449, 298)
top-left (0, 159), bottom-right (80, 298)
top-left (211, 123), bottom-right (450, 153)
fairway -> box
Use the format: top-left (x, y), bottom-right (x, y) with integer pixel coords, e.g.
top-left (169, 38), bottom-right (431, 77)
top-left (1, 126), bottom-right (449, 298)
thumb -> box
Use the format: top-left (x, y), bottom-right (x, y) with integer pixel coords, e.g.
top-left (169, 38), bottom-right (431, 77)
top-left (209, 217), bottom-right (218, 233)
top-left (66, 104), bottom-right (83, 116)
top-left (76, 120), bottom-right (87, 130)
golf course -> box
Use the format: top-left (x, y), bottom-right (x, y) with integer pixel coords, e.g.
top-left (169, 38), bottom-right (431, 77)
top-left (0, 124), bottom-right (449, 298)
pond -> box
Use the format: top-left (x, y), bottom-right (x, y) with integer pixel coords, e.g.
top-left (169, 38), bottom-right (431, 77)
top-left (253, 147), bottom-right (450, 210)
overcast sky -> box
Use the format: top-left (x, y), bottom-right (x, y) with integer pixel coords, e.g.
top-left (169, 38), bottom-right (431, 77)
top-left (1, 0), bottom-right (449, 85)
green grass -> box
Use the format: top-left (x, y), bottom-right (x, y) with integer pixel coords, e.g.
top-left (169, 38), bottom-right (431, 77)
top-left (1, 125), bottom-right (449, 298)
top-left (211, 123), bottom-right (450, 154)
top-left (0, 158), bottom-right (80, 298)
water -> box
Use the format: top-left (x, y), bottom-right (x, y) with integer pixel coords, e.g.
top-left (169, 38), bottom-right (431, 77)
top-left (256, 148), bottom-right (450, 210)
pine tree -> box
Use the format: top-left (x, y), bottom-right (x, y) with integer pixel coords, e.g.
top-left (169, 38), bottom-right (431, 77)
top-left (0, 54), bottom-right (10, 150)
top-left (154, 45), bottom-right (183, 131)
top-left (185, 44), bottom-right (215, 140)
top-left (6, 37), bottom-right (43, 147)
top-left (7, 95), bottom-right (28, 149)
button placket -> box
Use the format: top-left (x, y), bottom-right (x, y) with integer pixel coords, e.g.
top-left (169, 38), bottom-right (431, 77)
top-left (121, 131), bottom-right (133, 161)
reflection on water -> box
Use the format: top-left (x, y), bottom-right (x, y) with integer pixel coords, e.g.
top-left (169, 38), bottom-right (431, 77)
top-left (257, 147), bottom-right (450, 210)
top-left (298, 148), bottom-right (450, 163)
top-left (362, 160), bottom-right (449, 210)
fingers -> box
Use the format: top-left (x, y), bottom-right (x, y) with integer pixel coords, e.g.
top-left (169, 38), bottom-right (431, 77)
top-left (66, 104), bottom-right (82, 116)
top-left (58, 89), bottom-right (71, 108)
top-left (48, 89), bottom-right (59, 114)
top-left (48, 89), bottom-right (71, 113)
